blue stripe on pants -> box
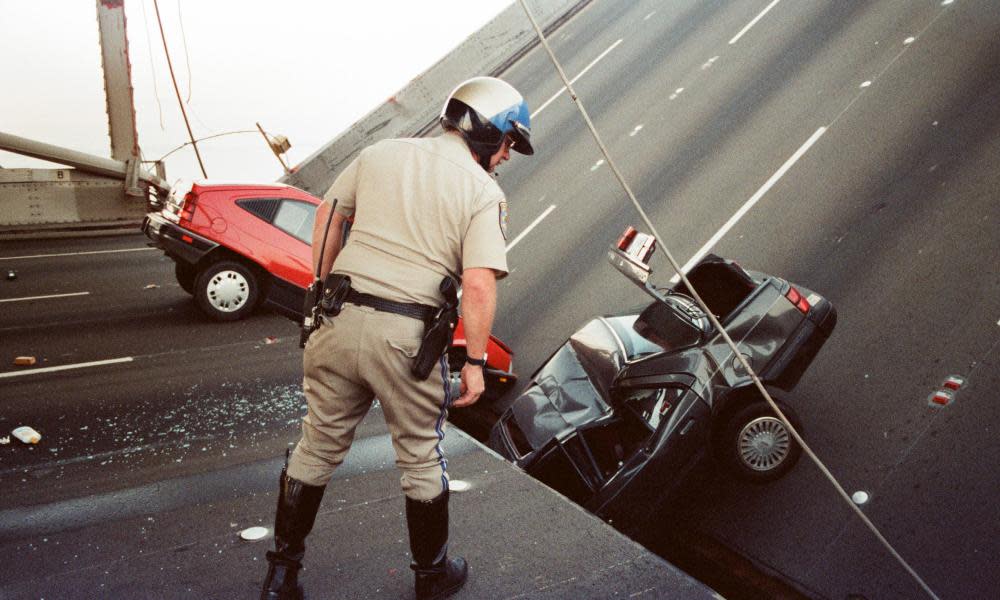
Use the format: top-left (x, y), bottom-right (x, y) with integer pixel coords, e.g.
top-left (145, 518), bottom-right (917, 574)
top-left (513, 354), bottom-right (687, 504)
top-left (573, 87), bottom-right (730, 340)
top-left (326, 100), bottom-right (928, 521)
top-left (434, 353), bottom-right (451, 493)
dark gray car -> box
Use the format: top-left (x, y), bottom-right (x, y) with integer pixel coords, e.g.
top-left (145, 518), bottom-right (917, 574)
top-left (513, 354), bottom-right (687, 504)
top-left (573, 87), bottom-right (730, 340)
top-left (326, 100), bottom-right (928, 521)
top-left (489, 229), bottom-right (837, 534)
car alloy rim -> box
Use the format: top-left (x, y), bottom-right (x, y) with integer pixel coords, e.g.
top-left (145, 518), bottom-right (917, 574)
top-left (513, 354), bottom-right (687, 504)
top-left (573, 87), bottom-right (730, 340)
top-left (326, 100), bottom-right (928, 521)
top-left (737, 416), bottom-right (791, 471)
top-left (206, 269), bottom-right (249, 312)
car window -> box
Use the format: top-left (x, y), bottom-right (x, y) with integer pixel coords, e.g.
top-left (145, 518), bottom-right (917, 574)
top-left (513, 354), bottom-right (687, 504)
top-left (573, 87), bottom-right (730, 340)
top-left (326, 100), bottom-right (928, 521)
top-left (272, 200), bottom-right (316, 244)
top-left (631, 295), bottom-right (707, 354)
top-left (620, 386), bottom-right (686, 432)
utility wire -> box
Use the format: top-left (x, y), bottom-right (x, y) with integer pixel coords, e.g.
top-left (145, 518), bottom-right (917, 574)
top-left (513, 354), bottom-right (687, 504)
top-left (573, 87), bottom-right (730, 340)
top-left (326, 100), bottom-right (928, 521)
top-left (152, 0), bottom-right (207, 178)
top-left (515, 1), bottom-right (940, 599)
top-left (174, 0), bottom-right (212, 131)
top-left (139, 0), bottom-right (165, 130)
top-left (151, 130), bottom-right (257, 162)
top-left (176, 0), bottom-right (193, 103)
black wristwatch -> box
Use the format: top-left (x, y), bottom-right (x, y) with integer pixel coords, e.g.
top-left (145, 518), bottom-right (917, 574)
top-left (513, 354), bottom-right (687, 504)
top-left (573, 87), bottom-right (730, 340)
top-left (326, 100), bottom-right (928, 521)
top-left (465, 353), bottom-right (487, 368)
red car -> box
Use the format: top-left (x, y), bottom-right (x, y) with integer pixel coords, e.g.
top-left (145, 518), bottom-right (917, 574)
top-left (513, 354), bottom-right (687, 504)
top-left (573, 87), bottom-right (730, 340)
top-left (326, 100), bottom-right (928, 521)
top-left (142, 181), bottom-right (516, 394)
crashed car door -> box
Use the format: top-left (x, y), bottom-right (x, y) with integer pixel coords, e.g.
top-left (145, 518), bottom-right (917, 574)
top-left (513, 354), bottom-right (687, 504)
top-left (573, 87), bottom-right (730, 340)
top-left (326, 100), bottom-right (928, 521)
top-left (588, 382), bottom-right (710, 531)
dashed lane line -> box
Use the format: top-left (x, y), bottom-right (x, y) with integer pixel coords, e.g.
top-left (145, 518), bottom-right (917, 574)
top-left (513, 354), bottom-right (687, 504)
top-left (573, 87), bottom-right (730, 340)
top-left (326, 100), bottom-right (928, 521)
top-left (0, 291), bottom-right (91, 303)
top-left (506, 204), bottom-right (557, 252)
top-left (0, 357), bottom-right (134, 379)
top-left (532, 39), bottom-right (623, 118)
top-left (670, 126), bottom-right (828, 283)
top-left (0, 247), bottom-right (156, 261)
top-left (729, 0), bottom-right (783, 45)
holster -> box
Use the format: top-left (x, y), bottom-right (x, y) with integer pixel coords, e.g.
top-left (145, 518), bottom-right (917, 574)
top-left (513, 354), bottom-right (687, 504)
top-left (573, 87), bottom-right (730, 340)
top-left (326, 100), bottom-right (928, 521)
top-left (411, 277), bottom-right (459, 380)
top-left (319, 273), bottom-right (352, 316)
top-left (298, 274), bottom-right (351, 348)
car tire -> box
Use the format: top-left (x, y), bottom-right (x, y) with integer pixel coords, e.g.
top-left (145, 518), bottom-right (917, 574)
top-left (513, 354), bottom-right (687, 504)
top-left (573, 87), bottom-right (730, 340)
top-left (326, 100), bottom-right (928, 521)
top-left (194, 260), bottom-right (260, 321)
top-left (175, 262), bottom-right (197, 295)
top-left (718, 401), bottom-right (802, 483)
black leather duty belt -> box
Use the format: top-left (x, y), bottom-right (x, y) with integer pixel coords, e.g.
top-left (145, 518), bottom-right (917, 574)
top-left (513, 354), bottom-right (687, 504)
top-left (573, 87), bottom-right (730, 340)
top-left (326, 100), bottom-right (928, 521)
top-left (344, 290), bottom-right (436, 322)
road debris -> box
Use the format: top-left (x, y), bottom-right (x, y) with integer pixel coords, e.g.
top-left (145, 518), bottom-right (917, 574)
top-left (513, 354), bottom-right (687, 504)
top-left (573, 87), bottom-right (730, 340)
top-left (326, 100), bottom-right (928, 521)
top-left (12, 426), bottom-right (42, 444)
top-left (0, 436), bottom-right (9, 445)
top-left (239, 526), bottom-right (269, 541)
top-left (144, 283), bottom-right (159, 289)
top-left (14, 356), bottom-right (37, 366)
top-left (265, 336), bottom-right (278, 344)
top-left (6, 270), bottom-right (16, 281)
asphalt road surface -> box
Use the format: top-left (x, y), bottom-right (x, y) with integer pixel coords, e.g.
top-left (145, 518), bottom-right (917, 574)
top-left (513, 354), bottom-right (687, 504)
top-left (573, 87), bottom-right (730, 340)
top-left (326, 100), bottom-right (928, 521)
top-left (2, 1), bottom-right (998, 598)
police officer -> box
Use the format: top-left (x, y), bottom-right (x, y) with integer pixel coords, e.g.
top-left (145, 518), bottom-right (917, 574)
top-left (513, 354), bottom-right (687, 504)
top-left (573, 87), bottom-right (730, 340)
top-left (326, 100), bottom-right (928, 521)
top-left (260, 77), bottom-right (534, 600)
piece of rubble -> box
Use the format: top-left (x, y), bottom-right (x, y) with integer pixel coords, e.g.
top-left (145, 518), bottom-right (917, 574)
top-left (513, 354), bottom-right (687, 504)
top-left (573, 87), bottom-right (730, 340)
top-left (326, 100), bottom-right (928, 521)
top-left (12, 426), bottom-right (41, 444)
top-left (239, 526), bottom-right (269, 541)
top-left (144, 283), bottom-right (159, 289)
top-left (6, 270), bottom-right (16, 281)
top-left (0, 436), bottom-right (10, 445)
top-left (14, 356), bottom-right (37, 366)
top-left (265, 336), bottom-right (277, 344)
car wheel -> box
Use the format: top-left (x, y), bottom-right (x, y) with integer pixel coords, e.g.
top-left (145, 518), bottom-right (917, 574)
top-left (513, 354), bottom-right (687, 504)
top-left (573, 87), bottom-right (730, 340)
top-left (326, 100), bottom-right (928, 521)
top-left (175, 262), bottom-right (197, 295)
top-left (718, 401), bottom-right (802, 483)
top-left (194, 260), bottom-right (259, 321)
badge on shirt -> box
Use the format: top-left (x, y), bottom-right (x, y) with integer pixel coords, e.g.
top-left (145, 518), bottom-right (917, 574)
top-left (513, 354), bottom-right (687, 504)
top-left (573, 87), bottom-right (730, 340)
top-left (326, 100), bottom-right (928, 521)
top-left (498, 200), bottom-right (509, 240)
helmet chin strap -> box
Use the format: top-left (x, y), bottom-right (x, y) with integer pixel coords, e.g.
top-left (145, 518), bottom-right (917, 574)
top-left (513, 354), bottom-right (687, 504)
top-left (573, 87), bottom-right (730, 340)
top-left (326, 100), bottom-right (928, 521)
top-left (476, 151), bottom-right (492, 172)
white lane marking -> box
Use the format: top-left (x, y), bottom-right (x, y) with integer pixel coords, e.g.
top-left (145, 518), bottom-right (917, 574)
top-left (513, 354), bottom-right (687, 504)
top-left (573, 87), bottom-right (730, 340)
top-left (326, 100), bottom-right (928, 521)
top-left (0, 356), bottom-right (134, 379)
top-left (532, 39), bottom-right (623, 118)
top-left (670, 127), bottom-right (827, 283)
top-left (669, 87), bottom-right (685, 100)
top-left (629, 124), bottom-right (644, 137)
top-left (701, 56), bottom-right (720, 70)
top-left (0, 247), bottom-right (156, 261)
top-left (590, 159), bottom-right (605, 171)
top-left (644, 11), bottom-right (656, 21)
top-left (941, 0), bottom-right (953, 5)
top-left (0, 291), bottom-right (90, 303)
top-left (729, 0), bottom-right (783, 45)
top-left (506, 204), bottom-right (557, 252)
top-left (904, 36), bottom-right (915, 45)
top-left (860, 80), bottom-right (872, 88)
top-left (458, 204), bottom-right (556, 300)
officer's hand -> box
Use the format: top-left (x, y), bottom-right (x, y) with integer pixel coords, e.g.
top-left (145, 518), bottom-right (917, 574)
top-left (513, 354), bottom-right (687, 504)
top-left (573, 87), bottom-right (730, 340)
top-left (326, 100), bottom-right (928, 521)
top-left (453, 362), bottom-right (485, 408)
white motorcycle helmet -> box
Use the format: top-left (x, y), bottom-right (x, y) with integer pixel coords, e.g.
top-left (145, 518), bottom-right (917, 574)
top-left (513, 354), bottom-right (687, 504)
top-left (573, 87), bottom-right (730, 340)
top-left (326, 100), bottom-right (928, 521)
top-left (440, 76), bottom-right (534, 170)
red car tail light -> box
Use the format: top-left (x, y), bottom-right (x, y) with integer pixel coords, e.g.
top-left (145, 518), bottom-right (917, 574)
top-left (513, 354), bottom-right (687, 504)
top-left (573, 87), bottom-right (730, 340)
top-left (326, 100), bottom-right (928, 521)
top-left (179, 192), bottom-right (198, 223)
top-left (786, 286), bottom-right (811, 314)
top-left (616, 226), bottom-right (637, 251)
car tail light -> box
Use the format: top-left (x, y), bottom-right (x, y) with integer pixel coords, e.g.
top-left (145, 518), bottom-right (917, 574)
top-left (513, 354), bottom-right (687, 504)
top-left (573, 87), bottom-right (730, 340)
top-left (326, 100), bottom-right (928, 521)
top-left (616, 226), bottom-right (656, 265)
top-left (179, 192), bottom-right (198, 223)
top-left (490, 335), bottom-right (513, 356)
top-left (786, 286), bottom-right (811, 314)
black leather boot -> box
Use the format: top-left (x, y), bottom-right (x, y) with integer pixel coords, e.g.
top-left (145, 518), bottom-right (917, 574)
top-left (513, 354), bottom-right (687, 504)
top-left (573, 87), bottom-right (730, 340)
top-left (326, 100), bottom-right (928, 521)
top-left (406, 489), bottom-right (469, 600)
top-left (260, 465), bottom-right (326, 600)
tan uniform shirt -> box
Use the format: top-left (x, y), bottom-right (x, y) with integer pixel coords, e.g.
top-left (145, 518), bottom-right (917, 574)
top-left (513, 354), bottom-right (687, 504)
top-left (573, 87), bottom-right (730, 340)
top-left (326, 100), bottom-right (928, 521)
top-left (323, 132), bottom-right (509, 306)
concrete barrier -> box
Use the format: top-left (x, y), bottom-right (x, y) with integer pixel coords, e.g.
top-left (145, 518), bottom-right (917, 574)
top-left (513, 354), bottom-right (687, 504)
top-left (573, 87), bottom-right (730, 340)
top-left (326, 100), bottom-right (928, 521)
top-left (281, 0), bottom-right (591, 197)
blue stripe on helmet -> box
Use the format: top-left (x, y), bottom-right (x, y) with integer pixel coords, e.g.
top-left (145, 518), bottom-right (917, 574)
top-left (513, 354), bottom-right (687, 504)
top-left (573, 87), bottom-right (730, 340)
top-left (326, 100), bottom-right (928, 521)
top-left (488, 100), bottom-right (531, 135)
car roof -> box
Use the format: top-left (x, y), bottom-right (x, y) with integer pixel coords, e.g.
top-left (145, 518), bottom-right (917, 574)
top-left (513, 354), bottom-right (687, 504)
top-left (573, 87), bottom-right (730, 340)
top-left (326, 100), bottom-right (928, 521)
top-left (186, 180), bottom-right (317, 197)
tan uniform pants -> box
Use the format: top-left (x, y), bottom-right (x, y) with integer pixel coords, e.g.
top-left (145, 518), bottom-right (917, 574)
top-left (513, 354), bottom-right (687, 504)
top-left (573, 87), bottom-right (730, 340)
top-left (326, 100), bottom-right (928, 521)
top-left (287, 303), bottom-right (452, 501)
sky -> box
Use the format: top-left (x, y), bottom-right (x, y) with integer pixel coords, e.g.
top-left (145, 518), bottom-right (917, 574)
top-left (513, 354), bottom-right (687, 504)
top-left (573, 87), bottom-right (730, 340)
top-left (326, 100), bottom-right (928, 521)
top-left (0, 1), bottom-right (512, 186)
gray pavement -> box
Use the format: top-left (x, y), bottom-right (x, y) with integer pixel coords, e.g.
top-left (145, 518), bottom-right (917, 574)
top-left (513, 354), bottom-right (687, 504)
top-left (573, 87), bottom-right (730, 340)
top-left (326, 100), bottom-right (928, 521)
top-left (0, 418), bottom-right (715, 600)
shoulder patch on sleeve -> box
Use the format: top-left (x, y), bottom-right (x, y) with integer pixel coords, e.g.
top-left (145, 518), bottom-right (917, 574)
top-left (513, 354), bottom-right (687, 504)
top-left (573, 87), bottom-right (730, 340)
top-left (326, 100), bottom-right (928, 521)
top-left (498, 200), bottom-right (509, 240)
